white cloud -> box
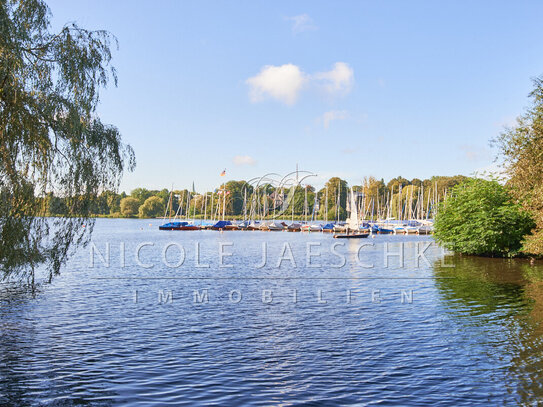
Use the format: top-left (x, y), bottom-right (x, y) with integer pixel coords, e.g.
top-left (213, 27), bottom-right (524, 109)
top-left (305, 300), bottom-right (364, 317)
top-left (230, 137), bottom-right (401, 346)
top-left (232, 155), bottom-right (256, 166)
top-left (321, 110), bottom-right (348, 129)
top-left (313, 62), bottom-right (354, 96)
top-left (246, 64), bottom-right (306, 105)
top-left (341, 147), bottom-right (357, 154)
top-left (246, 62), bottom-right (354, 105)
top-left (459, 144), bottom-right (491, 162)
top-left (459, 145), bottom-right (479, 161)
top-left (285, 14), bottom-right (317, 34)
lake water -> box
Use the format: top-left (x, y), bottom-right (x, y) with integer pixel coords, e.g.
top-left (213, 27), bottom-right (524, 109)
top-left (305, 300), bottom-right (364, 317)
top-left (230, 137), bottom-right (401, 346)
top-left (2, 218), bottom-right (543, 405)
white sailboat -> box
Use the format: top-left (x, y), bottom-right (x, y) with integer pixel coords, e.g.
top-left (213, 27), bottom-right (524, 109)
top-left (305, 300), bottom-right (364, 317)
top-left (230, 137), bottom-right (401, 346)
top-left (334, 188), bottom-right (368, 239)
top-left (345, 187), bottom-right (359, 231)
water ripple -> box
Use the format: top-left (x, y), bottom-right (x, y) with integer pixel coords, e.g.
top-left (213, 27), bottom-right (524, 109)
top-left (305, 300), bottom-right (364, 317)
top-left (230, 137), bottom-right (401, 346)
top-left (1, 219), bottom-right (543, 405)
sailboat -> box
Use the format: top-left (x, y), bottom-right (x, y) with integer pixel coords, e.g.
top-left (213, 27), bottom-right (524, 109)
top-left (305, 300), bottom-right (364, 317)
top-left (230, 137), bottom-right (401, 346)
top-left (260, 220), bottom-right (287, 231)
top-left (211, 220), bottom-right (232, 230)
top-left (159, 221), bottom-right (200, 231)
top-left (159, 189), bottom-right (200, 230)
top-left (322, 223), bottom-right (335, 233)
top-left (334, 187), bottom-right (369, 239)
top-left (300, 187), bottom-right (322, 232)
top-left (301, 223), bottom-right (323, 232)
top-left (287, 222), bottom-right (302, 232)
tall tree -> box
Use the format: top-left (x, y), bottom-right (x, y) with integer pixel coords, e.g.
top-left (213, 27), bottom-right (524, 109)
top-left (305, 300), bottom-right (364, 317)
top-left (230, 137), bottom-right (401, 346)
top-left (138, 196), bottom-right (164, 218)
top-left (0, 0), bottom-right (135, 282)
top-left (496, 76), bottom-right (543, 255)
top-left (224, 180), bottom-right (248, 215)
top-left (130, 188), bottom-right (153, 205)
top-left (120, 197), bottom-right (139, 217)
top-left (320, 177), bottom-right (347, 219)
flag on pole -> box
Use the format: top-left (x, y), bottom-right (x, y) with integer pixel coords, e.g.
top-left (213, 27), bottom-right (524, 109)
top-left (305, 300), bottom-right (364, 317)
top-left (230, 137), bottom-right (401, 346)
top-left (220, 169), bottom-right (226, 177)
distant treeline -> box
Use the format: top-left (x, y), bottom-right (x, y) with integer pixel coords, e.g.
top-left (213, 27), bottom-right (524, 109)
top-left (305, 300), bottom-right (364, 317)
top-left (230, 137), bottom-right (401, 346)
top-left (45, 175), bottom-right (467, 220)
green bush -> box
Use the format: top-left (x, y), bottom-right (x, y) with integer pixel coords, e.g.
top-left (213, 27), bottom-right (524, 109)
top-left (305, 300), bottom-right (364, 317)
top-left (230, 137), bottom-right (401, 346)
top-left (138, 196), bottom-right (164, 218)
top-left (120, 197), bottom-right (140, 218)
top-left (434, 178), bottom-right (534, 257)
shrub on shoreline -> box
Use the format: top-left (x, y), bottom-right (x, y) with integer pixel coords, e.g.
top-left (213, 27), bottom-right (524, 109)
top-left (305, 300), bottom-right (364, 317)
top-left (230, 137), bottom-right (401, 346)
top-left (434, 178), bottom-right (535, 257)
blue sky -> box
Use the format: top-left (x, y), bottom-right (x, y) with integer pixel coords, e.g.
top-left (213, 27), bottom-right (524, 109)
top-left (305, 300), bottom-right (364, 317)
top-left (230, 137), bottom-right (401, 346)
top-left (48, 0), bottom-right (543, 193)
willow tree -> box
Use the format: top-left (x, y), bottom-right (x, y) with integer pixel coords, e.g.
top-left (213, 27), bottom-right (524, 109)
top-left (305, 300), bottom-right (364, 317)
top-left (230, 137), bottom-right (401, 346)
top-left (0, 0), bottom-right (135, 282)
top-left (496, 76), bottom-right (543, 255)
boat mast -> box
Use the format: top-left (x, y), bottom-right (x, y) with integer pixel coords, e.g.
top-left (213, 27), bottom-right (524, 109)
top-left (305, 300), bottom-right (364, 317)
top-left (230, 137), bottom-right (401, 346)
top-left (262, 187), bottom-right (266, 221)
top-left (409, 186), bottom-right (413, 221)
top-left (336, 185), bottom-right (340, 223)
top-left (304, 186), bottom-right (308, 223)
top-left (169, 190), bottom-right (173, 221)
top-left (200, 193), bottom-right (204, 222)
top-left (243, 188), bottom-right (247, 221)
top-left (221, 182), bottom-right (226, 221)
top-left (272, 189), bottom-right (275, 220)
top-left (291, 185), bottom-right (295, 222)
top-left (185, 191), bottom-right (191, 221)
top-left (178, 191), bottom-right (185, 219)
top-left (325, 185), bottom-right (328, 222)
top-left (426, 186), bottom-right (431, 220)
top-left (163, 187), bottom-right (172, 222)
top-left (398, 184), bottom-right (402, 222)
top-left (204, 193), bottom-right (208, 224)
top-left (210, 192), bottom-right (215, 223)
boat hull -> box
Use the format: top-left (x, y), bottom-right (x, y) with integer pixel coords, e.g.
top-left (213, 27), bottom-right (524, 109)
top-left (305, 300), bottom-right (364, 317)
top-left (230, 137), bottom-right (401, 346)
top-left (159, 225), bottom-right (199, 231)
top-left (333, 233), bottom-right (369, 239)
top-left (301, 226), bottom-right (322, 232)
top-left (417, 225), bottom-right (433, 235)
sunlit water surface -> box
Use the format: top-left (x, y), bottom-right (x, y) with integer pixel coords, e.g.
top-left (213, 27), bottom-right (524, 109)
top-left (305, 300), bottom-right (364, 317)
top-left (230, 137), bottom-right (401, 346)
top-left (2, 218), bottom-right (543, 406)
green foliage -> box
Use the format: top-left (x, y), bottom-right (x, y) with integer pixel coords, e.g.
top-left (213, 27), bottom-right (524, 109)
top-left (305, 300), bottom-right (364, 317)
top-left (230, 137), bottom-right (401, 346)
top-left (77, 173), bottom-right (463, 221)
top-left (317, 177), bottom-right (347, 220)
top-left (130, 188), bottom-right (153, 205)
top-left (496, 76), bottom-right (543, 255)
top-left (155, 188), bottom-right (170, 203)
top-left (120, 197), bottom-right (139, 217)
top-left (289, 186), bottom-right (314, 216)
top-left (425, 175), bottom-right (468, 192)
top-left (0, 0), bottom-right (134, 281)
top-left (387, 176), bottom-right (410, 189)
top-left (104, 190), bottom-right (121, 214)
top-left (225, 180), bottom-right (248, 215)
top-left (324, 205), bottom-right (345, 222)
top-left (138, 196), bottom-right (164, 218)
top-left (46, 193), bottom-right (67, 215)
top-left (30, 174), bottom-right (466, 223)
top-left (434, 178), bottom-right (535, 257)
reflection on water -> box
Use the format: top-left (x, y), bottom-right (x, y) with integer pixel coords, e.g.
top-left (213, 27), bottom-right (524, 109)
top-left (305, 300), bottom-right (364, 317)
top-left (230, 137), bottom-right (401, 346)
top-left (1, 219), bottom-right (543, 405)
top-left (434, 255), bottom-right (543, 404)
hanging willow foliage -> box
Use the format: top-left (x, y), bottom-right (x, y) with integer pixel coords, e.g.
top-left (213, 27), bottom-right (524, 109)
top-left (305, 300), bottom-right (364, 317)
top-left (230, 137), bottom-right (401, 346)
top-left (0, 0), bottom-right (135, 282)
